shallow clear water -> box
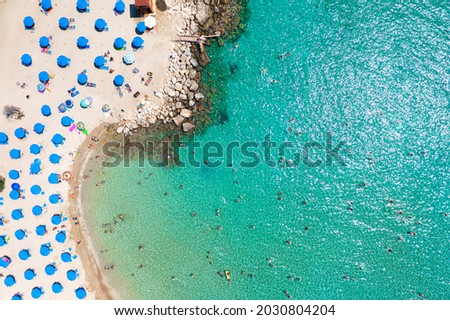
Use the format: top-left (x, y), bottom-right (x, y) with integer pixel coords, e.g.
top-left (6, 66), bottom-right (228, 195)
top-left (82, 0), bottom-right (450, 299)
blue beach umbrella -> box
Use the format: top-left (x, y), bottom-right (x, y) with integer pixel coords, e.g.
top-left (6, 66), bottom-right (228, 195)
top-left (32, 205), bottom-right (43, 216)
top-left (49, 194), bottom-right (60, 204)
top-left (123, 52), bottom-right (135, 65)
top-left (4, 275), bottom-right (16, 287)
top-left (31, 185), bottom-right (42, 195)
top-left (33, 123), bottom-right (45, 134)
top-left (40, 244), bottom-right (51, 256)
top-left (30, 144), bottom-right (42, 155)
top-left (9, 190), bottom-right (20, 200)
top-left (61, 116), bottom-right (74, 127)
top-left (0, 235), bottom-right (7, 246)
top-left (114, 37), bottom-right (126, 50)
top-left (48, 173), bottom-right (60, 184)
top-left (75, 287), bottom-right (87, 299)
top-left (31, 287), bottom-right (44, 299)
top-left (52, 133), bottom-right (64, 146)
top-left (39, 36), bottom-right (50, 48)
top-left (95, 18), bottom-right (107, 31)
top-left (59, 17), bottom-right (70, 30)
top-left (30, 159), bottom-right (42, 174)
top-left (94, 56), bottom-right (106, 68)
top-left (11, 209), bottom-right (23, 220)
top-left (45, 264), bottom-right (56, 275)
top-left (76, 0), bottom-right (88, 11)
top-left (49, 153), bottom-right (61, 164)
top-left (41, 0), bottom-right (52, 11)
top-left (67, 269), bottom-right (78, 281)
top-left (10, 149), bottom-right (21, 159)
top-left (24, 269), bottom-right (36, 280)
top-left (21, 54), bottom-right (32, 66)
top-left (14, 127), bottom-right (27, 139)
top-left (24, 16), bottom-right (35, 29)
top-left (9, 170), bottom-right (20, 180)
top-left (15, 229), bottom-right (26, 240)
top-left (0, 132), bottom-right (8, 144)
top-left (51, 214), bottom-right (62, 225)
top-left (78, 73), bottom-right (88, 85)
top-left (114, 75), bottom-right (124, 86)
top-left (66, 99), bottom-right (74, 108)
top-left (11, 294), bottom-right (23, 300)
top-left (56, 231), bottom-right (66, 243)
top-left (36, 225), bottom-right (47, 236)
top-left (77, 36), bottom-right (89, 49)
top-left (132, 36), bottom-right (144, 49)
top-left (41, 105), bottom-right (51, 116)
top-left (39, 71), bottom-right (50, 83)
top-left (136, 22), bottom-right (146, 34)
top-left (61, 252), bottom-right (72, 262)
top-left (11, 183), bottom-right (21, 190)
top-left (57, 55), bottom-right (70, 68)
top-left (19, 249), bottom-right (31, 260)
top-left (114, 1), bottom-right (125, 14)
top-left (52, 282), bottom-right (63, 294)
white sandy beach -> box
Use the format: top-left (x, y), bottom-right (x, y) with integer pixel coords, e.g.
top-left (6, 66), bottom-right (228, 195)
top-left (0, 0), bottom-right (188, 299)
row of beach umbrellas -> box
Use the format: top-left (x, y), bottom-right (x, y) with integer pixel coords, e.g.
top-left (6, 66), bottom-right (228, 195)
top-left (27, 15), bottom-right (155, 33)
top-left (10, 2), bottom-right (142, 301)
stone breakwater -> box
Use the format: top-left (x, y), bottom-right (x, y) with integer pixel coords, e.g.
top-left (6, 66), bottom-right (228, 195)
top-left (116, 0), bottom-right (246, 137)
top-left (117, 1), bottom-right (209, 136)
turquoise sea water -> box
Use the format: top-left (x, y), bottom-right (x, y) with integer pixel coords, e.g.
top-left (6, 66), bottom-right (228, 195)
top-left (82, 0), bottom-right (450, 299)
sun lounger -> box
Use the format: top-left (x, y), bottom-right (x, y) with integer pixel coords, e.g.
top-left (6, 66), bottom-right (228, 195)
top-left (69, 18), bottom-right (75, 22)
top-left (145, 74), bottom-right (153, 86)
top-left (69, 25), bottom-right (76, 30)
top-left (133, 91), bottom-right (141, 98)
top-left (116, 87), bottom-right (124, 98)
top-left (125, 83), bottom-right (132, 93)
top-left (68, 87), bottom-right (80, 97)
top-left (69, 124), bottom-right (76, 132)
top-left (86, 82), bottom-right (96, 87)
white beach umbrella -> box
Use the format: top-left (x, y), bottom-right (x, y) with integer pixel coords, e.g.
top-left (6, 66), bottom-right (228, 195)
top-left (123, 52), bottom-right (136, 65)
top-left (144, 16), bottom-right (156, 29)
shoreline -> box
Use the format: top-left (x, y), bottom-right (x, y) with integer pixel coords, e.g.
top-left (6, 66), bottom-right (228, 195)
top-left (67, 124), bottom-right (118, 300)
top-left (67, 1), bottom-right (250, 299)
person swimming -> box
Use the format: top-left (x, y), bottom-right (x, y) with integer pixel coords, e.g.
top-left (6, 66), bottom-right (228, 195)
top-left (278, 52), bottom-right (291, 59)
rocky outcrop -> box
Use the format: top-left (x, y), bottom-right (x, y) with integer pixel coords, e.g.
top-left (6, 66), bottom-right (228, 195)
top-left (117, 0), bottom-right (246, 137)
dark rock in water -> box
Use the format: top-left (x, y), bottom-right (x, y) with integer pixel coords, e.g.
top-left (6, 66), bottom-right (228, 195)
top-left (217, 38), bottom-right (225, 47)
top-left (198, 51), bottom-right (211, 67)
top-left (229, 62), bottom-right (238, 74)
top-left (217, 110), bottom-right (229, 124)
